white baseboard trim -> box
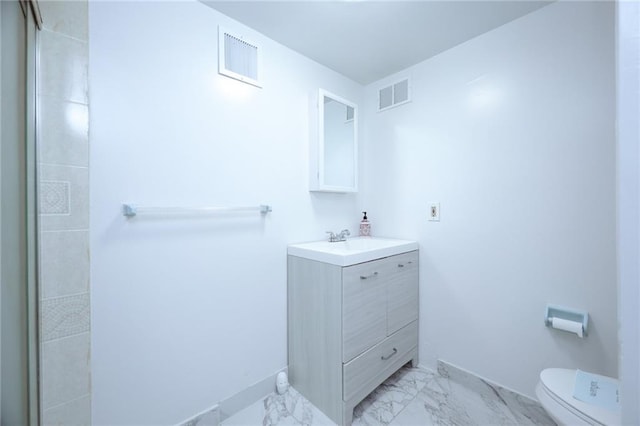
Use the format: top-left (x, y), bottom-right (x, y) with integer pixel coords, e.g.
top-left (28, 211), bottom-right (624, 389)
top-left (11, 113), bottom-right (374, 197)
top-left (219, 367), bottom-right (288, 421)
top-left (177, 404), bottom-right (220, 426)
top-left (437, 360), bottom-right (538, 403)
top-left (176, 367), bottom-right (288, 426)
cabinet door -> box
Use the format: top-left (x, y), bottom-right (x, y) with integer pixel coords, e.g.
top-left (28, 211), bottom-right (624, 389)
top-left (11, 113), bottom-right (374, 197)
top-left (342, 259), bottom-right (387, 363)
top-left (387, 251), bottom-right (419, 335)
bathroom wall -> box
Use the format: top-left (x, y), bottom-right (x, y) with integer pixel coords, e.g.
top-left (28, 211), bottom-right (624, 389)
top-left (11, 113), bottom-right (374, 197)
top-left (362, 1), bottom-right (616, 398)
top-left (89, 1), bottom-right (362, 424)
top-left (617, 1), bottom-right (640, 423)
top-left (37, 1), bottom-right (91, 424)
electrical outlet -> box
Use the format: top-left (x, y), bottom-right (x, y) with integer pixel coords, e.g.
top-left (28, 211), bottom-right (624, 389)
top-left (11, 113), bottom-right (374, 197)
top-left (429, 203), bottom-right (440, 221)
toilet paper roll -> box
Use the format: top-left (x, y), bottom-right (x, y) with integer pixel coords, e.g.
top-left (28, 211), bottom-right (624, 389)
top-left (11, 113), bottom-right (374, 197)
top-left (551, 317), bottom-right (584, 338)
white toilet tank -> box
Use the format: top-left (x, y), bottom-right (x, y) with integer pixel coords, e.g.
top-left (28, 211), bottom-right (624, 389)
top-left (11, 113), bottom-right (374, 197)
top-left (536, 368), bottom-right (620, 426)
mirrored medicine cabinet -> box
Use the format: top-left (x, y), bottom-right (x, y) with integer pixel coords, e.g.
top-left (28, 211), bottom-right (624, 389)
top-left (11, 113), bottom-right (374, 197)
top-left (310, 89), bottom-right (358, 193)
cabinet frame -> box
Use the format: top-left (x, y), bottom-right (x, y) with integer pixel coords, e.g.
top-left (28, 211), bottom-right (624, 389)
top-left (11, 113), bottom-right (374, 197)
top-left (287, 250), bottom-right (419, 426)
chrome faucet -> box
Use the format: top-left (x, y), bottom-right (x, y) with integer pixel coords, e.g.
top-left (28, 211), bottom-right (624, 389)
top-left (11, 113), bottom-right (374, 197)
top-left (327, 229), bottom-right (350, 242)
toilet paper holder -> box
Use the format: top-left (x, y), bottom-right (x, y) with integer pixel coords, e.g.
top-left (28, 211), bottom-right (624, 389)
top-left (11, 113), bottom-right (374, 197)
top-left (544, 304), bottom-right (589, 337)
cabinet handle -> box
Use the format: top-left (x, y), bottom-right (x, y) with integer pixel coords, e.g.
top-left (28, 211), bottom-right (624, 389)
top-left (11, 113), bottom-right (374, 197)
top-left (381, 348), bottom-right (398, 361)
top-left (397, 261), bottom-right (413, 268)
top-left (359, 272), bottom-right (378, 280)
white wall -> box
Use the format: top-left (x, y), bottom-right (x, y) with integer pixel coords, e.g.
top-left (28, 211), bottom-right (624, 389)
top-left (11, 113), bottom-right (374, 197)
top-left (89, 2), bottom-right (363, 424)
top-left (617, 1), bottom-right (640, 423)
top-left (363, 1), bottom-right (616, 398)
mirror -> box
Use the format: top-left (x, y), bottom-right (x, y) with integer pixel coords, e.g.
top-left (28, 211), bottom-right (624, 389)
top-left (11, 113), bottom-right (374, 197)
top-left (310, 89), bottom-right (358, 192)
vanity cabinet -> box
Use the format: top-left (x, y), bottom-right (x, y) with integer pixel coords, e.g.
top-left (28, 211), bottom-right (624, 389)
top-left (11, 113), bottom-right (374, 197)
top-left (287, 250), bottom-right (418, 426)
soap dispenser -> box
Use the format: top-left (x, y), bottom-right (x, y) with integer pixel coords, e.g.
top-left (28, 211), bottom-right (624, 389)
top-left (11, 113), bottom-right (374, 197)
top-left (359, 211), bottom-right (371, 237)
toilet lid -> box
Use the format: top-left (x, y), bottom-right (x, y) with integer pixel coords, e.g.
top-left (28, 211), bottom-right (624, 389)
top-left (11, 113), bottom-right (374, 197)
top-left (540, 368), bottom-right (620, 426)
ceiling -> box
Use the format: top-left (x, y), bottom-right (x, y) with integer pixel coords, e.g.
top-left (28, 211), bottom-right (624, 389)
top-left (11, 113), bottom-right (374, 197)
top-left (202, 1), bottom-right (552, 85)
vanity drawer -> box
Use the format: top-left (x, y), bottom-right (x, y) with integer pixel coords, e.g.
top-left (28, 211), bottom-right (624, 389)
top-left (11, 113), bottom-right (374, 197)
top-left (342, 321), bottom-right (418, 402)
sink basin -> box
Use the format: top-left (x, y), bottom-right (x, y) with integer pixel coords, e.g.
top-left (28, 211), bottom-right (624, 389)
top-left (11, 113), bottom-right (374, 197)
top-left (288, 237), bottom-right (418, 266)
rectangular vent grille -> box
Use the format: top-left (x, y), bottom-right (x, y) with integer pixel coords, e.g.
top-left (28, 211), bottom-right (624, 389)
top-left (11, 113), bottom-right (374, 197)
top-left (346, 106), bottom-right (355, 122)
top-left (219, 27), bottom-right (261, 87)
top-left (378, 78), bottom-right (411, 112)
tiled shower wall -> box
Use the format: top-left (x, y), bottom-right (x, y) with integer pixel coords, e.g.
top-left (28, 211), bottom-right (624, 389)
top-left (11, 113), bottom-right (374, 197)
top-left (37, 1), bottom-right (91, 424)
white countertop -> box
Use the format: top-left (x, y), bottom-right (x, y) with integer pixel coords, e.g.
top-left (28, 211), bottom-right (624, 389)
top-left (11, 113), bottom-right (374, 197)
top-left (287, 237), bottom-right (418, 266)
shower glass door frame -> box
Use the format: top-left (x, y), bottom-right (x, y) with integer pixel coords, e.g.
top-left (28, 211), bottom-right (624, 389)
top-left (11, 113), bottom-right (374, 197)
top-left (25, 1), bottom-right (41, 424)
top-left (1, 0), bottom-right (41, 424)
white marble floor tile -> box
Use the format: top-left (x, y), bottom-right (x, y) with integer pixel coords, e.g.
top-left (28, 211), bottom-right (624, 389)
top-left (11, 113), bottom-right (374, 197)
top-left (412, 375), bottom-right (523, 425)
top-left (221, 365), bottom-right (555, 426)
top-left (353, 367), bottom-right (433, 426)
top-left (387, 395), bottom-right (435, 426)
top-left (222, 387), bottom-right (334, 426)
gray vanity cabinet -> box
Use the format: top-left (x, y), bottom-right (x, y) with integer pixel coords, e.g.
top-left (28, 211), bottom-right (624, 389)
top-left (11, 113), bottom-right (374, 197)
top-left (287, 250), bottom-right (419, 426)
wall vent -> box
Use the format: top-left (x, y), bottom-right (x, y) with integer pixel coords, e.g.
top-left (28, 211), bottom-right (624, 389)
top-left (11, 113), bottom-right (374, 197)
top-left (378, 78), bottom-right (411, 112)
top-left (218, 26), bottom-right (261, 88)
top-left (346, 106), bottom-right (355, 122)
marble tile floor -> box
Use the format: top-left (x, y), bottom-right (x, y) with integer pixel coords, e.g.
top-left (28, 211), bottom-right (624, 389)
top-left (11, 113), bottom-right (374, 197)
top-left (221, 364), bottom-right (556, 426)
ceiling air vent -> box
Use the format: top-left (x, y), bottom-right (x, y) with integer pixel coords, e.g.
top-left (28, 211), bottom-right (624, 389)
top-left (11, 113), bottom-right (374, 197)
top-left (218, 26), bottom-right (261, 88)
top-left (378, 78), bottom-right (411, 112)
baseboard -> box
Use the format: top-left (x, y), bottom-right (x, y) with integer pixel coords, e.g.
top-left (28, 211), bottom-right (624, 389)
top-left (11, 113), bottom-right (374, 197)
top-left (176, 367), bottom-right (287, 426)
top-left (437, 360), bottom-right (539, 404)
top-left (218, 367), bottom-right (288, 422)
top-left (177, 404), bottom-right (220, 426)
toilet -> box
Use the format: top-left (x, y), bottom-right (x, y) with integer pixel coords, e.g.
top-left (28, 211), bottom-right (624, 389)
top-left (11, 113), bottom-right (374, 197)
top-left (536, 368), bottom-right (620, 425)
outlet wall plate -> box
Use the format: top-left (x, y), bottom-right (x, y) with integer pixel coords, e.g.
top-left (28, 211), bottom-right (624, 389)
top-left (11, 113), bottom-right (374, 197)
top-left (429, 203), bottom-right (440, 222)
